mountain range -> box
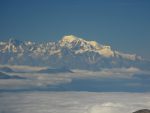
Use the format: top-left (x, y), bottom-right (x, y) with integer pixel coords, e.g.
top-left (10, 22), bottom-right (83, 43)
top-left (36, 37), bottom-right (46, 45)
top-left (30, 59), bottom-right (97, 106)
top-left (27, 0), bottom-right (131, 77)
top-left (0, 35), bottom-right (150, 70)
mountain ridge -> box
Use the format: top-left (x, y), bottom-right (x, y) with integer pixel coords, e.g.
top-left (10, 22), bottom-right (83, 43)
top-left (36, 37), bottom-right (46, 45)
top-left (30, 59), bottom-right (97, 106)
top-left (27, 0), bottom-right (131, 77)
top-left (0, 35), bottom-right (149, 70)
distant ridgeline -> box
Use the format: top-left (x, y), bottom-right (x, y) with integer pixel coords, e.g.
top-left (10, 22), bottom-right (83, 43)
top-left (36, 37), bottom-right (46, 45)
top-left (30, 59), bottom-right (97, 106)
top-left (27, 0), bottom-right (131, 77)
top-left (0, 35), bottom-right (150, 70)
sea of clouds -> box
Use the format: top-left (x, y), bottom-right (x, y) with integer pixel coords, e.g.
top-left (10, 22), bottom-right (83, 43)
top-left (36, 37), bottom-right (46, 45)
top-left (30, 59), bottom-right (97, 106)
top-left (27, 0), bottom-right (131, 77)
top-left (0, 65), bottom-right (150, 113)
top-left (0, 92), bottom-right (150, 113)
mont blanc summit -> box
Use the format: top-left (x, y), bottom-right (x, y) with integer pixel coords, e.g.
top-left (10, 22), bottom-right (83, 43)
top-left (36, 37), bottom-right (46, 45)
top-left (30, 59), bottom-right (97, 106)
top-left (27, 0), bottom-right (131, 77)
top-left (0, 35), bottom-right (149, 70)
top-left (60, 35), bottom-right (114, 57)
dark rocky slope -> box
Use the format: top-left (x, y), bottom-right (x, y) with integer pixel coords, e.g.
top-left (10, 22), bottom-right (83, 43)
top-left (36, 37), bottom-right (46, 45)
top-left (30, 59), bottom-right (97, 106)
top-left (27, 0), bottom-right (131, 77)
top-left (133, 109), bottom-right (150, 113)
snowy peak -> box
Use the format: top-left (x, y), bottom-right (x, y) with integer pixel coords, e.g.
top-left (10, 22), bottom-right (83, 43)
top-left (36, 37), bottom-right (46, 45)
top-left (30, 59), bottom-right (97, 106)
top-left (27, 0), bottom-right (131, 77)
top-left (9, 38), bottom-right (23, 46)
top-left (60, 35), bottom-right (101, 49)
top-left (59, 35), bottom-right (114, 57)
top-left (59, 35), bottom-right (86, 48)
top-left (61, 35), bottom-right (79, 43)
top-left (60, 35), bottom-right (103, 48)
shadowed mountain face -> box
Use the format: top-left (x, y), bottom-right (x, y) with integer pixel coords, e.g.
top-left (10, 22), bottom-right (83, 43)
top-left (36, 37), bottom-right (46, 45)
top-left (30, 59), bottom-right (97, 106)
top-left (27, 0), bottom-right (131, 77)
top-left (133, 109), bottom-right (150, 113)
top-left (0, 35), bottom-right (150, 70)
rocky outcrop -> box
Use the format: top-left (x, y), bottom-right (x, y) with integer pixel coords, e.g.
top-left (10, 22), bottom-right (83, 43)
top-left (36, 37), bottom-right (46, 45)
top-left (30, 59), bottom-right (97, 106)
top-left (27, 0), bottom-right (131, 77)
top-left (133, 109), bottom-right (150, 113)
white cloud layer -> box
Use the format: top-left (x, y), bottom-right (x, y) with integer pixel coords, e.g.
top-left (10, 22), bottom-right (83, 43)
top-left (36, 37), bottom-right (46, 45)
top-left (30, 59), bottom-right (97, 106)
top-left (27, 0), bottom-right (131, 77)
top-left (0, 92), bottom-right (150, 113)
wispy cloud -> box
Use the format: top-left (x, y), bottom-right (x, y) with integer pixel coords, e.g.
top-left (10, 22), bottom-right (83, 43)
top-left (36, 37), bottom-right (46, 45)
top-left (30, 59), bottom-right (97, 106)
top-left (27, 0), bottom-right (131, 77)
top-left (0, 65), bottom-right (150, 91)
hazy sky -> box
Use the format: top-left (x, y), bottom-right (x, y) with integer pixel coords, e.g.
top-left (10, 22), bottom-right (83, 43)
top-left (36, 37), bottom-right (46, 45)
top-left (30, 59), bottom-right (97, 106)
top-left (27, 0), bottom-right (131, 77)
top-left (0, 0), bottom-right (150, 59)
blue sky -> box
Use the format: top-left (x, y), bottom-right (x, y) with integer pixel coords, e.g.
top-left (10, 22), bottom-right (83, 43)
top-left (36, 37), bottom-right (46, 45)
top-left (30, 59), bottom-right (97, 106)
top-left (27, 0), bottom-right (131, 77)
top-left (0, 0), bottom-right (150, 59)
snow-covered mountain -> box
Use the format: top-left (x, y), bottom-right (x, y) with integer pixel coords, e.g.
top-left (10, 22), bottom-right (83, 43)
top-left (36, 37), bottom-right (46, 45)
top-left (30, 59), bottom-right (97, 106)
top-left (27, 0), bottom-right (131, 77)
top-left (0, 35), bottom-right (149, 70)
